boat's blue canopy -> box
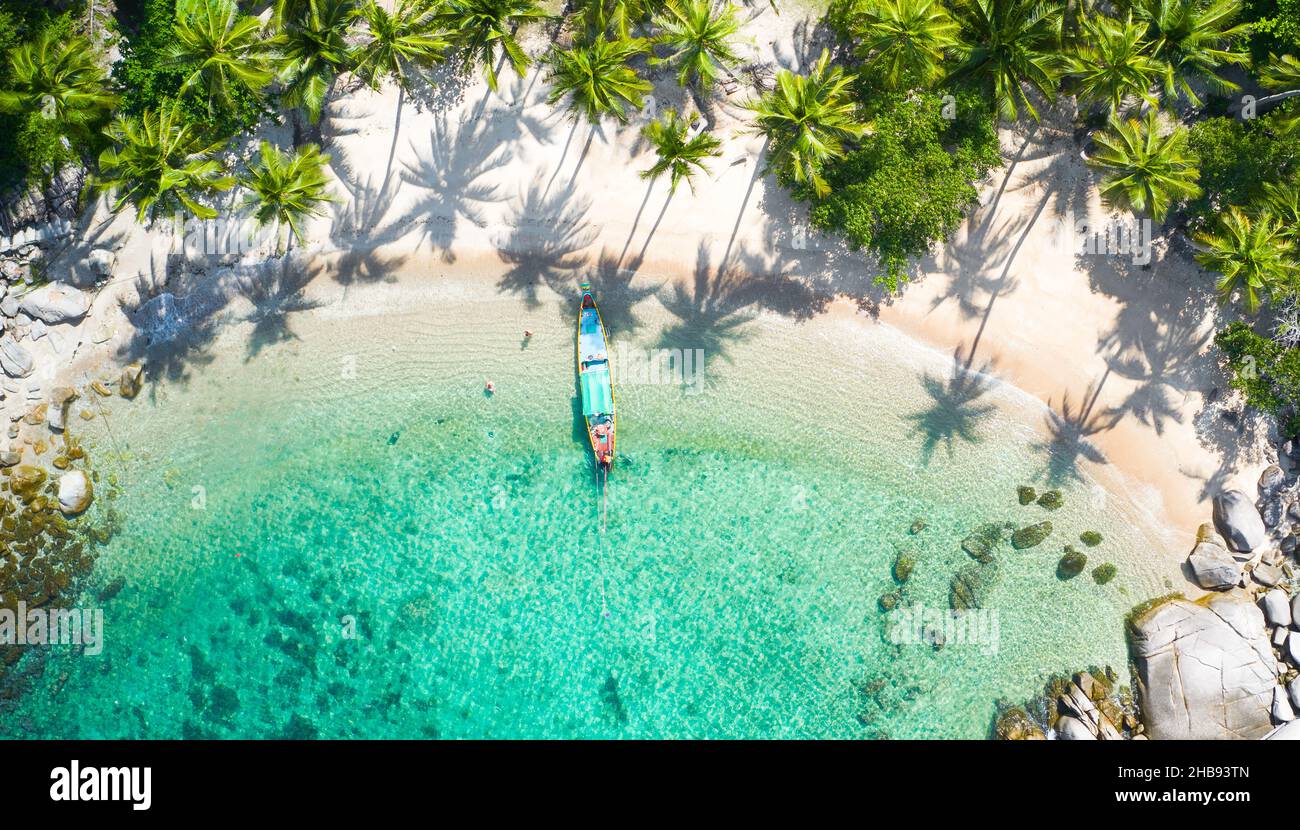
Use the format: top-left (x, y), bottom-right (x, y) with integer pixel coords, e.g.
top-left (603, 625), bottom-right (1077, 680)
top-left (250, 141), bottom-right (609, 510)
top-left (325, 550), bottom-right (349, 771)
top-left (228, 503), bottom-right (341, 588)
top-left (581, 362), bottom-right (613, 416)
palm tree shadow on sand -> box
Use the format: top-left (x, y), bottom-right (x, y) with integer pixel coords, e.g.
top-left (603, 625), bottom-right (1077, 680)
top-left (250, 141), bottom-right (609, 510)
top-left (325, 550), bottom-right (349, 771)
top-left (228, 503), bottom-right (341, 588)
top-left (1033, 373), bottom-right (1121, 487)
top-left (236, 257), bottom-right (325, 360)
top-left (904, 343), bottom-right (998, 464)
top-left (494, 178), bottom-right (596, 306)
top-left (657, 243), bottom-right (758, 371)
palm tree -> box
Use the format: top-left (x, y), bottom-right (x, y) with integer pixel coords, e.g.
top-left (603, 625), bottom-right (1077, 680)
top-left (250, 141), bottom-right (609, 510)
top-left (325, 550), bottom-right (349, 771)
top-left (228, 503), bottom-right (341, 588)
top-left (0, 29), bottom-right (116, 136)
top-left (1194, 207), bottom-right (1299, 313)
top-left (948, 0), bottom-right (1064, 121)
top-left (849, 0), bottom-right (960, 90)
top-left (1128, 0), bottom-right (1250, 106)
top-left (1260, 180), bottom-right (1300, 243)
top-left (97, 103), bottom-right (236, 221)
top-left (1262, 52), bottom-right (1300, 93)
top-left (353, 0), bottom-right (449, 90)
top-left (241, 140), bottom-right (334, 250)
top-left (651, 0), bottom-right (742, 91)
top-left (435, 0), bottom-right (549, 91)
top-left (169, 0), bottom-right (276, 110)
top-left (1061, 12), bottom-right (1163, 114)
top-left (278, 0), bottom-right (357, 125)
top-left (746, 49), bottom-right (869, 198)
top-left (574, 0), bottom-right (668, 40)
top-left (545, 34), bottom-right (652, 123)
top-left (640, 108), bottom-right (722, 192)
top-left (1086, 109), bottom-right (1200, 222)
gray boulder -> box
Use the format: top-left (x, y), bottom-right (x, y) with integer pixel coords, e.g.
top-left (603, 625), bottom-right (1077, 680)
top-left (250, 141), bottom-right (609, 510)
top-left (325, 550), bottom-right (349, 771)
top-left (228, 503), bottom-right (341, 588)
top-left (1261, 590), bottom-right (1293, 628)
top-left (1263, 720), bottom-right (1300, 739)
top-left (1289, 631), bottom-right (1300, 668)
top-left (1131, 594), bottom-right (1278, 739)
top-left (1291, 678), bottom-right (1300, 712)
top-left (1054, 715), bottom-right (1097, 740)
top-left (1273, 686), bottom-right (1296, 723)
top-left (0, 336), bottom-right (34, 378)
top-left (1187, 541), bottom-right (1242, 590)
top-left (1213, 489), bottom-right (1267, 552)
top-left (18, 283), bottom-right (90, 324)
top-left (87, 248), bottom-right (115, 278)
top-left (1260, 464), bottom-right (1287, 493)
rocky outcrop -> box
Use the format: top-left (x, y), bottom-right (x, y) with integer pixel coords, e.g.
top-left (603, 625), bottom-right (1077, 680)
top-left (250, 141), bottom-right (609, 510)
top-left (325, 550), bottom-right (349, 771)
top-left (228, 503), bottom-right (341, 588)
top-left (17, 282), bottom-right (91, 324)
top-left (1213, 490), bottom-right (1267, 553)
top-left (119, 362), bottom-right (144, 400)
top-left (1130, 594), bottom-right (1277, 740)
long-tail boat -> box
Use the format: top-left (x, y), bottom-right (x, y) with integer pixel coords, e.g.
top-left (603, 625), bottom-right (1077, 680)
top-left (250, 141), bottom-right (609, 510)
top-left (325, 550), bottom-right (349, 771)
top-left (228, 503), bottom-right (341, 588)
top-left (577, 281), bottom-right (616, 472)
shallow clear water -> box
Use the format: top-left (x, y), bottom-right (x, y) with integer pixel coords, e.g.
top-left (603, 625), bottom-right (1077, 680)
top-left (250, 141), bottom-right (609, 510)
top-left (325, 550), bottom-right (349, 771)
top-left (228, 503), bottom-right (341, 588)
top-left (3, 279), bottom-right (1178, 739)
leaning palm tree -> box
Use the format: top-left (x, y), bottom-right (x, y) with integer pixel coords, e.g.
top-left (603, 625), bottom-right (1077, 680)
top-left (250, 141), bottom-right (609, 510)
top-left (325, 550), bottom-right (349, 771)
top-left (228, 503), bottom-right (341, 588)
top-left (746, 49), bottom-right (869, 198)
top-left (278, 0), bottom-right (357, 125)
top-left (1194, 207), bottom-right (1300, 313)
top-left (850, 0), bottom-right (960, 90)
top-left (640, 108), bottom-right (722, 193)
top-left (1086, 109), bottom-right (1200, 223)
top-left (241, 140), bottom-right (334, 250)
top-left (948, 0), bottom-right (1064, 121)
top-left (434, 0), bottom-right (549, 91)
top-left (651, 0), bottom-right (742, 91)
top-left (353, 0), bottom-right (449, 90)
top-left (169, 0), bottom-right (276, 110)
top-left (1128, 0), bottom-right (1250, 106)
top-left (97, 103), bottom-right (236, 222)
top-left (0, 29), bottom-right (116, 136)
top-left (545, 35), bottom-right (652, 124)
top-left (1061, 12), bottom-right (1163, 114)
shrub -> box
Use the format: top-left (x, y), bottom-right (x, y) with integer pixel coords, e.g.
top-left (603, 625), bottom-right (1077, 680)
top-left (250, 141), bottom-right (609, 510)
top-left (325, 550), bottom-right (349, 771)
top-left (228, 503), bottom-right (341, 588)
top-left (808, 89), bottom-right (1002, 292)
top-left (1187, 113), bottom-right (1300, 225)
top-left (1215, 321), bottom-right (1300, 431)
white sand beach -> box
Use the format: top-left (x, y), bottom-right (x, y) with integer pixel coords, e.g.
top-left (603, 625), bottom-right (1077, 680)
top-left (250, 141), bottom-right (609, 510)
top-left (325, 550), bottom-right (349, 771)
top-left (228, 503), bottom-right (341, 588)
top-left (27, 1), bottom-right (1269, 567)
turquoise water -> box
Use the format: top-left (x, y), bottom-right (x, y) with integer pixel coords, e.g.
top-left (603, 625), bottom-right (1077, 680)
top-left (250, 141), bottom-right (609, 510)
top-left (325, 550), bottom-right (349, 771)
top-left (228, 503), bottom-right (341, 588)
top-left (2, 280), bottom-right (1178, 738)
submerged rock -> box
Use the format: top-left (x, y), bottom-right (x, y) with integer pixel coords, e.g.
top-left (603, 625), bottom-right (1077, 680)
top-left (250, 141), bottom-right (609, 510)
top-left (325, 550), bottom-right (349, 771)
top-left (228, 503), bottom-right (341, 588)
top-left (1130, 594), bottom-right (1277, 740)
top-left (949, 560), bottom-right (1000, 611)
top-left (1011, 521), bottom-right (1052, 549)
top-left (119, 362), bottom-right (144, 400)
top-left (1212, 489), bottom-right (1266, 553)
top-left (994, 706), bottom-right (1046, 740)
top-left (1036, 489), bottom-right (1064, 510)
top-left (892, 551), bottom-right (915, 583)
top-left (1092, 563), bottom-right (1117, 584)
top-left (1017, 486), bottom-right (1037, 505)
top-left (1057, 546), bottom-right (1087, 579)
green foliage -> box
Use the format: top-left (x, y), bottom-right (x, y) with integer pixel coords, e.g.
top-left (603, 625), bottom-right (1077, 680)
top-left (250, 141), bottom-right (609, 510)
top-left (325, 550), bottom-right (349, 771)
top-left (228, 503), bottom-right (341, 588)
top-left (1214, 320), bottom-right (1300, 418)
top-left (808, 88), bottom-right (1001, 291)
top-left (1086, 109), bottom-right (1201, 222)
top-left (1247, 0), bottom-right (1300, 55)
top-left (947, 0), bottom-right (1063, 121)
top-left (169, 0), bottom-right (276, 109)
top-left (835, 0), bottom-right (959, 91)
top-left (545, 34), bottom-right (651, 124)
top-left (1194, 206), bottom-right (1299, 312)
top-left (240, 140), bottom-right (334, 248)
top-left (278, 0), bottom-right (358, 125)
top-left (435, 0), bottom-right (549, 91)
top-left (747, 49), bottom-right (868, 198)
top-left (353, 0), bottom-right (448, 90)
top-left (1060, 11), bottom-right (1163, 114)
top-left (650, 0), bottom-right (742, 90)
top-left (639, 108), bottom-right (722, 193)
top-left (1128, 0), bottom-right (1251, 106)
top-left (1187, 116), bottom-right (1291, 220)
top-left (97, 101), bottom-right (236, 221)
top-left (116, 0), bottom-right (262, 135)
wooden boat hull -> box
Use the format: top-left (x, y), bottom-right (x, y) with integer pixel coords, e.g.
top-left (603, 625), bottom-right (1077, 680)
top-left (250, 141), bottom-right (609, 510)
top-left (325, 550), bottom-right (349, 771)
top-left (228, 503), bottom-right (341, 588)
top-left (577, 283), bottom-right (616, 470)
